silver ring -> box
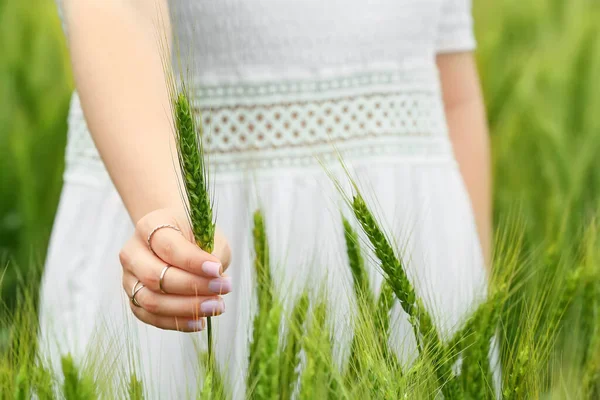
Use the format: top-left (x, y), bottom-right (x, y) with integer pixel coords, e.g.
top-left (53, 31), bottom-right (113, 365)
top-left (159, 265), bottom-right (171, 294)
top-left (147, 224), bottom-right (182, 256)
top-left (131, 280), bottom-right (145, 308)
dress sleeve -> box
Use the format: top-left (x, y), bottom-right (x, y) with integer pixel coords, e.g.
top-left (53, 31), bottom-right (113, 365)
top-left (436, 0), bottom-right (476, 54)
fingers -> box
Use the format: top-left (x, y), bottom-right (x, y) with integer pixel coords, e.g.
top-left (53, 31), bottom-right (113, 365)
top-left (136, 214), bottom-right (223, 278)
top-left (129, 305), bottom-right (207, 332)
top-left (159, 266), bottom-right (232, 296)
top-left (120, 240), bottom-right (232, 296)
top-left (124, 273), bottom-right (226, 318)
top-left (127, 210), bottom-right (233, 331)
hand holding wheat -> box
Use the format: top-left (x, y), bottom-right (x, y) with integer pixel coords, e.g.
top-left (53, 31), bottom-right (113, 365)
top-left (119, 207), bottom-right (231, 331)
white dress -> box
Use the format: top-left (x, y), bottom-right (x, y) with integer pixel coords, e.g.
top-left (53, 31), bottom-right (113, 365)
top-left (41, 0), bottom-right (491, 398)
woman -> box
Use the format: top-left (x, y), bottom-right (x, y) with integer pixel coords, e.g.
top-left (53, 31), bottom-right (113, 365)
top-left (40, 0), bottom-right (492, 398)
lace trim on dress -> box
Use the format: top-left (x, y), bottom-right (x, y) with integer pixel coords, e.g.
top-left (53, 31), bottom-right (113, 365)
top-left (65, 69), bottom-right (453, 176)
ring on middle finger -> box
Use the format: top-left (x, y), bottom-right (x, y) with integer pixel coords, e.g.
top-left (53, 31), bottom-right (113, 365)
top-left (159, 265), bottom-right (171, 294)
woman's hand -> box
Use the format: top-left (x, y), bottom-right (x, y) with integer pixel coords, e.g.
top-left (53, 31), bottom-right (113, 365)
top-left (119, 208), bottom-right (232, 332)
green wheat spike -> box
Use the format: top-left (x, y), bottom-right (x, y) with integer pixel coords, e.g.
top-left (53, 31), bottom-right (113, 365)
top-left (127, 373), bottom-right (144, 400)
top-left (252, 210), bottom-right (274, 310)
top-left (375, 281), bottom-right (398, 369)
top-left (503, 347), bottom-right (529, 400)
top-left (343, 216), bottom-right (375, 381)
top-left (280, 292), bottom-right (310, 400)
top-left (351, 197), bottom-right (421, 334)
top-left (299, 302), bottom-right (331, 400)
top-left (172, 85), bottom-right (217, 369)
top-left (548, 265), bottom-right (582, 333)
top-left (350, 194), bottom-right (462, 399)
top-left (459, 302), bottom-right (498, 399)
top-left (197, 362), bottom-right (226, 400)
top-left (450, 286), bottom-right (504, 398)
top-left (61, 355), bottom-right (97, 400)
top-left (251, 303), bottom-right (282, 400)
top-left (342, 216), bottom-right (374, 306)
top-left (351, 195), bottom-right (436, 348)
top-left (248, 209), bottom-right (278, 398)
top-left (32, 364), bottom-right (55, 400)
top-left (173, 89), bottom-right (215, 253)
top-left (446, 285), bottom-right (506, 365)
top-left (375, 281), bottom-right (395, 338)
top-left (343, 215), bottom-right (398, 378)
top-left (13, 364), bottom-right (29, 400)
top-left (198, 369), bottom-right (213, 400)
top-left (583, 336), bottom-right (600, 398)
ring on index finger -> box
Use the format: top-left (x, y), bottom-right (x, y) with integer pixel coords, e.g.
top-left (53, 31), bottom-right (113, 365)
top-left (147, 224), bottom-right (182, 257)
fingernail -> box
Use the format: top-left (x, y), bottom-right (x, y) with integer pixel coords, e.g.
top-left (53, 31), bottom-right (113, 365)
top-left (200, 298), bottom-right (226, 315)
top-left (208, 277), bottom-right (232, 294)
top-left (188, 319), bottom-right (205, 331)
top-left (202, 261), bottom-right (223, 278)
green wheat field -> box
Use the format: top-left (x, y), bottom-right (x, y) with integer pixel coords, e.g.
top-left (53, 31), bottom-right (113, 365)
top-left (1, 0), bottom-right (600, 398)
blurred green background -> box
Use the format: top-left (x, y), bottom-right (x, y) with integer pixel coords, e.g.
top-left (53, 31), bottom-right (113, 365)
top-left (1, 0), bottom-right (600, 312)
top-left (0, 0), bottom-right (72, 307)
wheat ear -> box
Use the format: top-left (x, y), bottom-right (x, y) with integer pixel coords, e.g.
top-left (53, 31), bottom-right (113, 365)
top-left (127, 374), bottom-right (144, 400)
top-left (350, 194), bottom-right (463, 398)
top-left (280, 292), bottom-right (310, 400)
top-left (252, 210), bottom-right (274, 310)
top-left (173, 89), bottom-right (215, 252)
top-left (299, 302), bottom-right (334, 400)
top-left (61, 355), bottom-right (97, 400)
top-left (171, 86), bottom-right (220, 393)
top-left (248, 210), bottom-right (281, 399)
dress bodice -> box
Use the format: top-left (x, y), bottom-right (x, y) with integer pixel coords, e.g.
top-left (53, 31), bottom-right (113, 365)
top-left (57, 0), bottom-right (475, 176)
top-left (169, 0), bottom-right (474, 81)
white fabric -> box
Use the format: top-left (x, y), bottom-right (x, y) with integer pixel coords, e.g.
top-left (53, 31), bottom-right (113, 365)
top-left (41, 0), bottom-right (492, 398)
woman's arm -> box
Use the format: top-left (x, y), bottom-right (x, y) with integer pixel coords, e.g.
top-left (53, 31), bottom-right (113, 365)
top-left (63, 0), bottom-right (179, 222)
top-left (62, 0), bottom-right (231, 331)
top-left (437, 53), bottom-right (492, 268)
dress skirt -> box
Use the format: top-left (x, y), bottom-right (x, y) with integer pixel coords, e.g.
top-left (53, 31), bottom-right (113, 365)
top-left (38, 135), bottom-right (493, 398)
